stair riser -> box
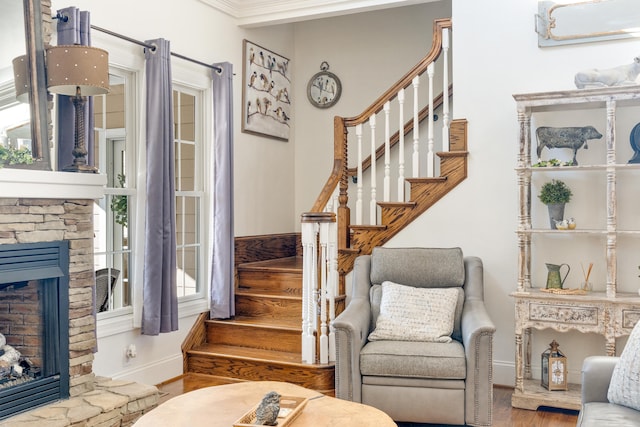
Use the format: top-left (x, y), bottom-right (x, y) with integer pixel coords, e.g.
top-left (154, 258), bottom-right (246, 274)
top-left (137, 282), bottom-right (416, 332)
top-left (235, 295), bottom-right (302, 321)
top-left (237, 270), bottom-right (302, 292)
top-left (186, 354), bottom-right (334, 390)
top-left (206, 322), bottom-right (301, 353)
top-left (439, 156), bottom-right (467, 179)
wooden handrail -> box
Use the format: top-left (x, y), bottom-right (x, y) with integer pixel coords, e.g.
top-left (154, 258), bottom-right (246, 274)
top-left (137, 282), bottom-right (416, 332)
top-left (347, 84), bottom-right (453, 177)
top-left (306, 18), bottom-right (452, 214)
top-left (343, 18), bottom-right (452, 127)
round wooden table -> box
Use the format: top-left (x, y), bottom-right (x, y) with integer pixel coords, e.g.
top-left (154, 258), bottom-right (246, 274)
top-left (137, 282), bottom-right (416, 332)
top-left (134, 381), bottom-right (396, 426)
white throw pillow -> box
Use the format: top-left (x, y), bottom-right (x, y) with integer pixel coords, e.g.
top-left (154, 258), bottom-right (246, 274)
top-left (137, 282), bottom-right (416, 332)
top-left (368, 281), bottom-right (460, 343)
top-left (608, 320), bottom-right (640, 411)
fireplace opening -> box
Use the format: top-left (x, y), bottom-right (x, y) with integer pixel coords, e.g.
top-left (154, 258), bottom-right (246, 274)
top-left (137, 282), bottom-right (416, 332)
top-left (0, 241), bottom-right (70, 420)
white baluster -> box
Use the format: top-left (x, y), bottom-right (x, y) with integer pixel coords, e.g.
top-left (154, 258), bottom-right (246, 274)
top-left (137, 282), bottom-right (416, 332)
top-left (383, 102), bottom-right (391, 202)
top-left (397, 89), bottom-right (405, 202)
top-left (442, 28), bottom-right (450, 152)
top-left (356, 124), bottom-right (363, 225)
top-left (427, 62), bottom-right (435, 178)
top-left (369, 114), bottom-right (377, 225)
top-left (301, 222), bottom-right (318, 364)
top-left (319, 222), bottom-right (329, 364)
top-left (328, 219), bottom-right (337, 362)
top-left (412, 76), bottom-right (420, 177)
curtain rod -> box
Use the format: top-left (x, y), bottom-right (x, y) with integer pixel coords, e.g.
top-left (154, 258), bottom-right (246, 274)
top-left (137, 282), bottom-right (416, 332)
top-left (53, 13), bottom-right (222, 73)
top-left (91, 25), bottom-right (223, 74)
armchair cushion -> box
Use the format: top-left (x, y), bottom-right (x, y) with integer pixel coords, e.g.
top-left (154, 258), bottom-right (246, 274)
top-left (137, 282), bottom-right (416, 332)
top-left (368, 281), bottom-right (460, 343)
top-left (370, 247), bottom-right (465, 288)
top-left (607, 321), bottom-right (640, 411)
top-left (360, 340), bottom-right (466, 379)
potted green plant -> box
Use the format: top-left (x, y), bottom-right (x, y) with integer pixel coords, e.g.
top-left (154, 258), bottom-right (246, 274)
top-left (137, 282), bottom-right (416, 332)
top-left (0, 145), bottom-right (34, 168)
top-left (538, 179), bottom-right (572, 229)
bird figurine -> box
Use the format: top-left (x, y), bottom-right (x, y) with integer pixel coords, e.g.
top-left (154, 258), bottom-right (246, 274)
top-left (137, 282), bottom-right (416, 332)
top-left (255, 391), bottom-right (281, 426)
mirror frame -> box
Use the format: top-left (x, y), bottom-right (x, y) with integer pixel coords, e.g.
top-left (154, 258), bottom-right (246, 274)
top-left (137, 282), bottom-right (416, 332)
top-left (23, 0), bottom-right (50, 170)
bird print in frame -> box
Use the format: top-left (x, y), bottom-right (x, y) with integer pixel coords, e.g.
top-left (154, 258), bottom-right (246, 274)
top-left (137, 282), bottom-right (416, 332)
top-left (242, 39), bottom-right (291, 141)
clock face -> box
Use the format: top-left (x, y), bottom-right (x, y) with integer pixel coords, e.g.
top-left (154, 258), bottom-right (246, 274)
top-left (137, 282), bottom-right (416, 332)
top-left (307, 71), bottom-right (342, 108)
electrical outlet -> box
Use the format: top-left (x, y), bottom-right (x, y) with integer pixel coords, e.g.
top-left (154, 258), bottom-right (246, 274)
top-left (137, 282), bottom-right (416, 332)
top-left (125, 344), bottom-right (137, 359)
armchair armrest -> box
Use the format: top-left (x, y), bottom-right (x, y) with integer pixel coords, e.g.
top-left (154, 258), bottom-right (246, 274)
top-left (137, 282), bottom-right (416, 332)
top-left (461, 299), bottom-right (496, 427)
top-left (332, 297), bottom-right (371, 403)
top-left (581, 356), bottom-right (619, 404)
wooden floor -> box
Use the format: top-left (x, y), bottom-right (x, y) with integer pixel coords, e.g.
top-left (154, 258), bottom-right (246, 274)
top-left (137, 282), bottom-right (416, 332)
top-left (156, 374), bottom-right (579, 426)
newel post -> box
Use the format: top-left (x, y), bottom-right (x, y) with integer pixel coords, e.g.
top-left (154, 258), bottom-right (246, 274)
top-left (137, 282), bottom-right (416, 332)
top-left (300, 212), bottom-right (336, 364)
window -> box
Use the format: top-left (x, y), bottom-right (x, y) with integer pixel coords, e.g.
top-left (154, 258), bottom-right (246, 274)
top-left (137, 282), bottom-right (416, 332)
top-left (93, 71), bottom-right (134, 314)
top-left (89, 43), bottom-right (209, 328)
top-left (173, 87), bottom-right (205, 299)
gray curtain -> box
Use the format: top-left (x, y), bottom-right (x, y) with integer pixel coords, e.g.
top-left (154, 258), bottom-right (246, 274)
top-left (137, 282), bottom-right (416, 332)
top-left (210, 62), bottom-right (235, 319)
top-left (141, 39), bottom-right (178, 335)
top-left (55, 7), bottom-right (95, 170)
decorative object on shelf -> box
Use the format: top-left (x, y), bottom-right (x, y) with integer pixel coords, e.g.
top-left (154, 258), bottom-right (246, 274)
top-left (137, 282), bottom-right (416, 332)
top-left (628, 122), bottom-right (640, 164)
top-left (536, 126), bottom-right (602, 165)
top-left (545, 263), bottom-right (570, 290)
top-left (541, 339), bottom-right (568, 391)
top-left (580, 262), bottom-right (593, 292)
top-left (574, 56), bottom-right (640, 89)
top-left (538, 179), bottom-right (573, 229)
top-left (46, 45), bottom-right (110, 173)
top-left (567, 217), bottom-right (576, 229)
top-left (307, 61), bottom-right (342, 109)
top-left (532, 158), bottom-right (573, 167)
top-left (242, 39), bottom-right (291, 141)
top-left (554, 219), bottom-right (569, 230)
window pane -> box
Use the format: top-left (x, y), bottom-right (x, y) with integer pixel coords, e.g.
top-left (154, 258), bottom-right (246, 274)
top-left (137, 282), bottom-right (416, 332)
top-left (93, 193), bottom-right (131, 311)
top-left (179, 143), bottom-right (195, 191)
top-left (92, 70), bottom-right (132, 314)
top-left (180, 93), bottom-right (195, 141)
top-left (176, 196), bottom-right (199, 246)
top-left (177, 246), bottom-right (198, 297)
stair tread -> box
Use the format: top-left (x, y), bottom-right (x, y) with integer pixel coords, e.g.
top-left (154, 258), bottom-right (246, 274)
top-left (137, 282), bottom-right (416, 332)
top-left (238, 256), bottom-right (303, 272)
top-left (190, 343), bottom-right (311, 365)
top-left (405, 176), bottom-right (447, 183)
top-left (236, 287), bottom-right (302, 298)
top-left (350, 224), bottom-right (387, 230)
top-left (377, 201), bottom-right (417, 208)
top-left (209, 315), bottom-right (300, 330)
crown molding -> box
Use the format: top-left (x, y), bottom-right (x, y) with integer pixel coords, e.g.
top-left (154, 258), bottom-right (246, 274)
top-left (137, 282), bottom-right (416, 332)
top-left (199, 0), bottom-right (436, 27)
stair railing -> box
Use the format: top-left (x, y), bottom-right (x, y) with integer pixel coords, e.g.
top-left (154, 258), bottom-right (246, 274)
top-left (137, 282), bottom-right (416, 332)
top-left (301, 18), bottom-right (452, 364)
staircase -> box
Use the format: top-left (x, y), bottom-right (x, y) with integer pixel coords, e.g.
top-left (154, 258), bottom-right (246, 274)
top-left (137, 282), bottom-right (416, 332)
top-left (182, 18), bottom-right (464, 392)
top-left (182, 242), bottom-right (336, 394)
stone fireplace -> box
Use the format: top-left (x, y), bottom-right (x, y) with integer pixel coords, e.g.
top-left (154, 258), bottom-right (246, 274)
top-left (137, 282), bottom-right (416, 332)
top-left (0, 169), bottom-right (158, 425)
top-left (0, 240), bottom-right (70, 419)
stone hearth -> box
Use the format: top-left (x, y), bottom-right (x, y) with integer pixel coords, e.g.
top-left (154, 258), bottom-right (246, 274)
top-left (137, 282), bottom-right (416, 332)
top-left (0, 172), bottom-right (158, 425)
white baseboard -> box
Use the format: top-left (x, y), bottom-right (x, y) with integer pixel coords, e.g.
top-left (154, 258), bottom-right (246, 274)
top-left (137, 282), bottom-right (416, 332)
top-left (110, 353), bottom-right (183, 386)
top-left (493, 359), bottom-right (515, 387)
top-left (493, 359), bottom-right (583, 387)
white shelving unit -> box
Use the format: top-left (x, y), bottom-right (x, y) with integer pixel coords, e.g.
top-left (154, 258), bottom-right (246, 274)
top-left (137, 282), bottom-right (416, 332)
top-left (511, 86), bottom-right (640, 410)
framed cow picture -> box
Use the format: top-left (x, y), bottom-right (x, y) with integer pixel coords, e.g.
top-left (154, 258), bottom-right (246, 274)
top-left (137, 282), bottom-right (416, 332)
top-left (241, 40), bottom-right (291, 141)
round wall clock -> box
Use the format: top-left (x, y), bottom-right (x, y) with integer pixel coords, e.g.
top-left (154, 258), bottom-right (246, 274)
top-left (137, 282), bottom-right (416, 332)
top-left (307, 61), bottom-right (342, 109)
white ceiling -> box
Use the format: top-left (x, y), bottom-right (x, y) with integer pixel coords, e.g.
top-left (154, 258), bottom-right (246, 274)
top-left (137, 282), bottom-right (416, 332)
top-left (199, 0), bottom-right (439, 27)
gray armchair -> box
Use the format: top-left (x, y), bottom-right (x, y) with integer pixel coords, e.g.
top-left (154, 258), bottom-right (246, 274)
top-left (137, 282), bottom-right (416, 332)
top-left (332, 247), bottom-right (495, 426)
top-left (577, 356), bottom-right (640, 426)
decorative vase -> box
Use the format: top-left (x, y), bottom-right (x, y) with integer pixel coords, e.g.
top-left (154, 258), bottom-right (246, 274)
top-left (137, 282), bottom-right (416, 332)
top-left (547, 203), bottom-right (565, 229)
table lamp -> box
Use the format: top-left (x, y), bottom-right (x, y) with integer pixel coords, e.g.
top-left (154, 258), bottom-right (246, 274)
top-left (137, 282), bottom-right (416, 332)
top-left (12, 55), bottom-right (29, 103)
top-left (46, 45), bottom-right (109, 173)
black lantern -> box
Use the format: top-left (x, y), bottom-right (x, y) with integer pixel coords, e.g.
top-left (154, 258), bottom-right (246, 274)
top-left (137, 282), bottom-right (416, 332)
top-left (541, 339), bottom-right (568, 391)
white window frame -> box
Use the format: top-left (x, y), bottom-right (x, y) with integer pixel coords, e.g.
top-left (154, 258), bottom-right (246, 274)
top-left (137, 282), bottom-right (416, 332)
top-left (173, 84), bottom-right (207, 304)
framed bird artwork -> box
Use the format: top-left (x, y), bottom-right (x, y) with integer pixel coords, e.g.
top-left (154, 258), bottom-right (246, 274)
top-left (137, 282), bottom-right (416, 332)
top-left (242, 39), bottom-right (291, 141)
